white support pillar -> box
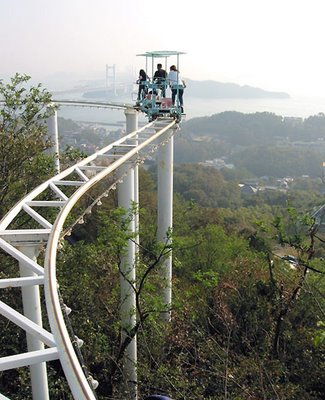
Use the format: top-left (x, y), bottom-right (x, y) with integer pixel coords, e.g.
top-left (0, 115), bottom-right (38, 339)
top-left (124, 107), bottom-right (138, 133)
top-left (17, 244), bottom-right (50, 400)
top-left (118, 163), bottom-right (137, 400)
top-left (124, 108), bottom-right (139, 243)
top-left (157, 131), bottom-right (174, 322)
top-left (46, 106), bottom-right (60, 174)
top-left (117, 107), bottom-right (138, 400)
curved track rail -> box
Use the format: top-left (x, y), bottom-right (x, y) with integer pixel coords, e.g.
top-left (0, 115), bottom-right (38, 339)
top-left (54, 99), bottom-right (135, 110)
top-left (0, 113), bottom-right (177, 399)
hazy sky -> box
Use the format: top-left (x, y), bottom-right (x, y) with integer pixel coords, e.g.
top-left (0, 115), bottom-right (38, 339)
top-left (1, 0), bottom-right (324, 96)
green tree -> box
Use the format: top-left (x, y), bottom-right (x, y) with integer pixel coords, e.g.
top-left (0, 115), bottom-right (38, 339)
top-left (0, 73), bottom-right (55, 216)
top-left (0, 74), bottom-right (58, 398)
top-left (173, 164), bottom-right (241, 208)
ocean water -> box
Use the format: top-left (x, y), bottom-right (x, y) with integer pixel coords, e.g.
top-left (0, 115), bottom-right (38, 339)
top-left (57, 105), bottom-right (131, 126)
top-left (56, 93), bottom-right (325, 124)
top-left (184, 95), bottom-right (325, 119)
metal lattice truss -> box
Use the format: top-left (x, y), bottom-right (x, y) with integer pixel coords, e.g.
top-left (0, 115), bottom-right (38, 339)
top-left (0, 117), bottom-right (177, 400)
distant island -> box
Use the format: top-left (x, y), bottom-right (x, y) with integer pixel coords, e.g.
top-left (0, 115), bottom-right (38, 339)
top-left (185, 79), bottom-right (290, 99)
top-left (82, 79), bottom-right (290, 100)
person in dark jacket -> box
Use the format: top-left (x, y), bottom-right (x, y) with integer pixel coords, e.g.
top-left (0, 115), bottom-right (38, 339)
top-left (153, 63), bottom-right (167, 97)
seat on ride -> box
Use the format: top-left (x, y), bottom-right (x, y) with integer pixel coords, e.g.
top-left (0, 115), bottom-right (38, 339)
top-left (161, 98), bottom-right (172, 109)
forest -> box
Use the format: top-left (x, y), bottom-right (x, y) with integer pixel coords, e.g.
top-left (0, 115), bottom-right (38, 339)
top-left (175, 112), bottom-right (325, 178)
top-left (0, 74), bottom-right (324, 400)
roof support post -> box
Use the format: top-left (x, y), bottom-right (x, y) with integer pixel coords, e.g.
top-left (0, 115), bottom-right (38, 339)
top-left (157, 131), bottom-right (174, 322)
top-left (17, 243), bottom-right (50, 400)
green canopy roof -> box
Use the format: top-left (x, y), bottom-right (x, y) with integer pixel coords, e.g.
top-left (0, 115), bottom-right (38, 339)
top-left (136, 50), bottom-right (186, 57)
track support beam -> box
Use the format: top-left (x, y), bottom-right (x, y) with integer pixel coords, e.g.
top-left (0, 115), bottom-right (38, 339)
top-left (17, 244), bottom-right (50, 400)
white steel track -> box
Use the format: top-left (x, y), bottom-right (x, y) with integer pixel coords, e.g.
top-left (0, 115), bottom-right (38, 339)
top-left (0, 113), bottom-right (177, 399)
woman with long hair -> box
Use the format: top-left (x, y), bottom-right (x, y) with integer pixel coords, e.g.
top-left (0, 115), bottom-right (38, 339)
top-left (137, 69), bottom-right (148, 101)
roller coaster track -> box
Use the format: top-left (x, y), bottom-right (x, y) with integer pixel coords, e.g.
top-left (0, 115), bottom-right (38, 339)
top-left (0, 101), bottom-right (178, 399)
top-left (53, 99), bottom-right (134, 110)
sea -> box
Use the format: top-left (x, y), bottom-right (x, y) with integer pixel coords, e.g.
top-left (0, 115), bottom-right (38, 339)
top-left (55, 91), bottom-right (325, 126)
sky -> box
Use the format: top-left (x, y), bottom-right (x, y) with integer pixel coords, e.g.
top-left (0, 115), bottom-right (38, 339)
top-left (1, 0), bottom-right (325, 97)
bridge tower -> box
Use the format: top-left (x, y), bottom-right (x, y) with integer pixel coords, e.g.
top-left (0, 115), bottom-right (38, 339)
top-left (106, 64), bottom-right (117, 96)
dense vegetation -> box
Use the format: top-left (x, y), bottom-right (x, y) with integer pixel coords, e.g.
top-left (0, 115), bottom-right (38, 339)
top-left (0, 76), bottom-right (324, 399)
top-left (176, 111), bottom-right (325, 179)
top-left (0, 74), bottom-right (56, 216)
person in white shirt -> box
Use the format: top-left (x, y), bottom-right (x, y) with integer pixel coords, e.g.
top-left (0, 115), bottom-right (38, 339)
top-left (167, 65), bottom-right (186, 112)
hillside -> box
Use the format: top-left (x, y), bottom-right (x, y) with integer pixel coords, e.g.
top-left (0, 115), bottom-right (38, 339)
top-left (1, 76), bottom-right (324, 400)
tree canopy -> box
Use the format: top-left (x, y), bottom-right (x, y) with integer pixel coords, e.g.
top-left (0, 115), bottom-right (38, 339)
top-left (0, 73), bottom-right (55, 216)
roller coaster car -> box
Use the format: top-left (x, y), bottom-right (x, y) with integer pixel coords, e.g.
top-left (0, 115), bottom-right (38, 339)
top-left (135, 50), bottom-right (186, 122)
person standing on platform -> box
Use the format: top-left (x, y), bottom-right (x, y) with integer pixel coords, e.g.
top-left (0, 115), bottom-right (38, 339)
top-left (137, 69), bottom-right (148, 101)
top-left (153, 63), bottom-right (167, 98)
top-left (167, 65), bottom-right (186, 112)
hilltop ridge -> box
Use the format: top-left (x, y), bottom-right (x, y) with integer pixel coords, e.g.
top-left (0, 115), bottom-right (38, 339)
top-left (185, 79), bottom-right (290, 99)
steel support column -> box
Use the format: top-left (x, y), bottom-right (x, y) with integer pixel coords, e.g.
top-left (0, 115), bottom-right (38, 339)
top-left (117, 107), bottom-right (138, 400)
top-left (17, 244), bottom-right (50, 400)
top-left (125, 108), bottom-right (139, 245)
top-left (157, 131), bottom-right (174, 322)
top-left (46, 106), bottom-right (60, 173)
